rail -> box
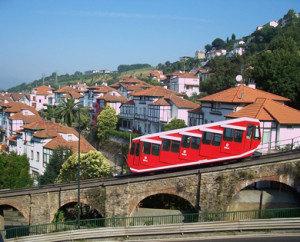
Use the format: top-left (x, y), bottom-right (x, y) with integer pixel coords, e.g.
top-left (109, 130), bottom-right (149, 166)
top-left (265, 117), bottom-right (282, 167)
top-left (1, 207), bottom-right (300, 240)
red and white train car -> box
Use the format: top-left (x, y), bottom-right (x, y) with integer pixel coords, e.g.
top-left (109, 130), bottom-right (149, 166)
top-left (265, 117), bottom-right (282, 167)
top-left (127, 117), bottom-right (261, 173)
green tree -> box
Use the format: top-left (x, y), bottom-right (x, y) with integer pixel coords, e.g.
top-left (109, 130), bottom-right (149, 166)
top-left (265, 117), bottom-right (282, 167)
top-left (97, 105), bottom-right (118, 142)
top-left (205, 44), bottom-right (212, 52)
top-left (163, 119), bottom-right (187, 131)
top-left (251, 36), bottom-right (300, 107)
top-left (212, 38), bottom-right (226, 49)
top-left (56, 151), bottom-right (113, 183)
top-left (0, 152), bottom-right (33, 189)
top-left (38, 146), bottom-right (73, 185)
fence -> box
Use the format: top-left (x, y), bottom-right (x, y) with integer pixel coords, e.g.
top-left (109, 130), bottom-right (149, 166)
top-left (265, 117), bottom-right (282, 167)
top-left (257, 136), bottom-right (300, 153)
top-left (1, 207), bottom-right (300, 240)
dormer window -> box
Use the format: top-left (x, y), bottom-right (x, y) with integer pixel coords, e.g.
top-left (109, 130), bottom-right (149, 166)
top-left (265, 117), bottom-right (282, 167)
top-left (68, 134), bottom-right (72, 141)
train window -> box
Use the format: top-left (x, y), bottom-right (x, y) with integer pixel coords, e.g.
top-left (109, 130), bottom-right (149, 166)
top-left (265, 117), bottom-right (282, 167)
top-left (181, 135), bottom-right (191, 148)
top-left (253, 126), bottom-right (261, 140)
top-left (212, 133), bottom-right (222, 146)
top-left (135, 143), bottom-right (140, 156)
top-left (171, 140), bottom-right (180, 153)
top-left (191, 137), bottom-right (201, 150)
top-left (223, 128), bottom-right (234, 141)
top-left (152, 144), bottom-right (160, 156)
top-left (130, 143), bottom-right (135, 155)
top-left (162, 139), bottom-right (171, 151)
top-left (202, 132), bottom-right (212, 145)
top-left (234, 130), bottom-right (243, 143)
top-left (246, 124), bottom-right (253, 139)
top-left (142, 142), bottom-right (151, 155)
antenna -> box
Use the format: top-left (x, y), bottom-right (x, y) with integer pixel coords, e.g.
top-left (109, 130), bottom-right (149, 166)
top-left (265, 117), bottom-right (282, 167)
top-left (42, 73), bottom-right (45, 85)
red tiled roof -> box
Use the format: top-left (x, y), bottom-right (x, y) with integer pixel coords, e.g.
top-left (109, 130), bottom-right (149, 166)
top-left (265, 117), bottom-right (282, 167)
top-left (54, 86), bottom-right (80, 93)
top-left (188, 106), bottom-right (203, 114)
top-left (7, 135), bottom-right (17, 142)
top-left (166, 94), bottom-right (199, 109)
top-left (10, 93), bottom-right (23, 101)
top-left (97, 93), bottom-right (127, 103)
top-left (123, 99), bottom-right (135, 105)
top-left (34, 85), bottom-right (54, 95)
top-left (4, 102), bottom-right (39, 115)
top-left (199, 85), bottom-right (290, 104)
top-left (61, 91), bottom-right (83, 99)
top-left (94, 85), bottom-right (118, 93)
top-left (148, 98), bottom-right (171, 106)
top-left (226, 98), bottom-right (300, 124)
top-left (9, 113), bottom-right (41, 123)
top-left (131, 86), bottom-right (183, 97)
top-left (174, 73), bottom-right (198, 79)
top-left (0, 95), bottom-right (12, 102)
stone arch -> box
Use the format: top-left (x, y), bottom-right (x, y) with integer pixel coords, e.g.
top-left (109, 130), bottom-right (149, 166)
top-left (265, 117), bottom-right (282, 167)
top-left (129, 191), bottom-right (196, 217)
top-left (0, 202), bottom-right (29, 224)
top-left (227, 177), bottom-right (300, 211)
top-left (233, 174), bottom-right (296, 199)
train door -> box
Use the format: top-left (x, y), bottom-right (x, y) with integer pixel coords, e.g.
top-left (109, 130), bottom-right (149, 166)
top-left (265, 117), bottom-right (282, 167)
top-left (133, 142), bottom-right (140, 166)
top-left (244, 124), bottom-right (253, 150)
top-left (141, 141), bottom-right (161, 167)
top-left (160, 138), bottom-right (180, 164)
top-left (179, 136), bottom-right (201, 161)
top-left (200, 132), bottom-right (222, 158)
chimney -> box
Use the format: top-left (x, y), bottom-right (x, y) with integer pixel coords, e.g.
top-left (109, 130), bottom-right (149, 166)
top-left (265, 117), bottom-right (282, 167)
top-left (248, 80), bottom-right (256, 89)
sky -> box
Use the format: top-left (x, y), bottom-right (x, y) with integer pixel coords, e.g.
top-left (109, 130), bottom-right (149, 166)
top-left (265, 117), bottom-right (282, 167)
top-left (0, 0), bottom-right (299, 90)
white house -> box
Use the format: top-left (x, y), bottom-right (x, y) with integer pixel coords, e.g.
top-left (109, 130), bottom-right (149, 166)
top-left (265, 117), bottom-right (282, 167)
top-left (54, 86), bottom-right (83, 105)
top-left (169, 73), bottom-right (200, 97)
top-left (198, 84), bottom-right (300, 152)
top-left (206, 49), bottom-right (227, 60)
top-left (195, 50), bottom-right (205, 59)
top-left (8, 120), bottom-right (95, 176)
top-left (30, 85), bottom-right (55, 110)
top-left (119, 86), bottom-right (199, 134)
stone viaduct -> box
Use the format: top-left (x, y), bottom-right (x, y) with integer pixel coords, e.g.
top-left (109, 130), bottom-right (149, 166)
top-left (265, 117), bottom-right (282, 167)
top-left (0, 151), bottom-right (299, 230)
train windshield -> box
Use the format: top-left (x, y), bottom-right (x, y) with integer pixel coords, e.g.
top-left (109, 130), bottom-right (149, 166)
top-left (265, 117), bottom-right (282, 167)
top-left (130, 143), bottom-right (135, 155)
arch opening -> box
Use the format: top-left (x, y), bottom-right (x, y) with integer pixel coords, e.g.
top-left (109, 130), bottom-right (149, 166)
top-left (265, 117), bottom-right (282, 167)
top-left (132, 193), bottom-right (197, 217)
top-left (227, 180), bottom-right (300, 211)
top-left (53, 202), bottom-right (103, 222)
top-left (0, 204), bottom-right (28, 229)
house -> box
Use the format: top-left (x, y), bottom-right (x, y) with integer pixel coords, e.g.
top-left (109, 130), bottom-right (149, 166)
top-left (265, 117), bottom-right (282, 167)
top-left (188, 106), bottom-right (204, 127)
top-left (198, 84), bottom-right (290, 124)
top-left (169, 72), bottom-right (200, 96)
top-left (179, 56), bottom-right (192, 62)
top-left (149, 70), bottom-right (167, 84)
top-left (194, 68), bottom-right (212, 81)
top-left (9, 120), bottom-right (95, 176)
top-left (226, 98), bottom-right (300, 151)
top-left (206, 49), bottom-right (227, 60)
top-left (198, 84), bottom-right (299, 151)
top-left (30, 85), bottom-right (55, 110)
top-left (195, 50), bottom-right (205, 59)
top-left (109, 77), bottom-right (151, 99)
top-left (119, 86), bottom-right (199, 134)
top-left (54, 86), bottom-right (83, 105)
top-left (227, 41), bottom-right (245, 57)
top-left (0, 101), bottom-right (41, 144)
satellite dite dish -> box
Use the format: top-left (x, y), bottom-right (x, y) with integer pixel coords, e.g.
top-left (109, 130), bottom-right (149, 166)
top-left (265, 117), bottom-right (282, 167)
top-left (236, 75), bottom-right (243, 82)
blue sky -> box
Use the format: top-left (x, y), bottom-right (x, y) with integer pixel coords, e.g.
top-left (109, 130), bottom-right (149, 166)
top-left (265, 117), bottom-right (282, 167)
top-left (0, 0), bottom-right (299, 90)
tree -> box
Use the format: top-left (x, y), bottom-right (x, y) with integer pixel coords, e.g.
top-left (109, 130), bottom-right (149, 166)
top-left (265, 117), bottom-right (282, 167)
top-left (231, 33), bottom-right (236, 41)
top-left (205, 44), bottom-right (212, 52)
top-left (163, 119), bottom-right (187, 131)
top-left (38, 146), bottom-right (73, 185)
top-left (56, 151), bottom-right (113, 183)
top-left (251, 36), bottom-right (300, 107)
top-left (97, 105), bottom-right (118, 142)
top-left (212, 38), bottom-right (226, 49)
top-left (0, 152), bottom-right (33, 189)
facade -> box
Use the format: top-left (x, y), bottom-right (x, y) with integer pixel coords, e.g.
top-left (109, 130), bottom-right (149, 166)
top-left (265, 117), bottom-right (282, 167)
top-left (54, 86), bottom-right (84, 105)
top-left (205, 49), bottom-right (227, 60)
top-left (30, 85), bottom-right (55, 110)
top-left (8, 121), bottom-right (95, 176)
top-left (169, 73), bottom-right (200, 96)
top-left (188, 106), bottom-right (204, 127)
top-left (195, 50), bottom-right (205, 59)
top-left (119, 86), bottom-right (199, 134)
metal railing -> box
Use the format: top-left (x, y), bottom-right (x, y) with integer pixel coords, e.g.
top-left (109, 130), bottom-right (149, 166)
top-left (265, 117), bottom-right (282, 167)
top-left (257, 136), bottom-right (300, 153)
top-left (1, 207), bottom-right (300, 240)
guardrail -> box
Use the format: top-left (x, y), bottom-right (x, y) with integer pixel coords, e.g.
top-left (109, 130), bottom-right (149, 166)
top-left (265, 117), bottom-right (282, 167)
top-left (1, 207), bottom-right (300, 240)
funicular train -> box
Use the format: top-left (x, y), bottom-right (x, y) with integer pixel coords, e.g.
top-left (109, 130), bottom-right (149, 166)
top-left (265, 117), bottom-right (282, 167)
top-left (126, 117), bottom-right (261, 173)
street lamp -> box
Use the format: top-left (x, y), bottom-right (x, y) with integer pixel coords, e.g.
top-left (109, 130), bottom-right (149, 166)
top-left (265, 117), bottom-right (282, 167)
top-left (77, 108), bottom-right (81, 230)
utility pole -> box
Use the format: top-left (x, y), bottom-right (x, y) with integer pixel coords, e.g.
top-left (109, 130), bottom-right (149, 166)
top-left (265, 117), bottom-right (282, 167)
top-left (42, 73), bottom-right (45, 85)
top-left (55, 71), bottom-right (58, 84)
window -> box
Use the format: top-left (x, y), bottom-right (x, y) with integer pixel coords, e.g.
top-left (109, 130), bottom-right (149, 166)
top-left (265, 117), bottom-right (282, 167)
top-left (234, 130), bottom-right (243, 143)
top-left (171, 140), bottom-right (180, 153)
top-left (212, 134), bottom-right (222, 146)
top-left (162, 139), bottom-right (171, 151)
top-left (135, 143), bottom-right (140, 156)
top-left (31, 150), bottom-right (34, 160)
top-left (191, 137), bottom-right (201, 150)
top-left (36, 152), bottom-right (39, 162)
top-left (223, 128), bottom-right (234, 141)
top-left (246, 125), bottom-right (253, 139)
top-left (253, 125), bottom-right (261, 140)
top-left (181, 136), bottom-right (191, 148)
top-left (202, 132), bottom-right (212, 145)
top-left (142, 142), bottom-right (151, 155)
top-left (152, 144), bottom-right (160, 156)
top-left (68, 135), bottom-right (72, 141)
top-left (130, 143), bottom-right (135, 155)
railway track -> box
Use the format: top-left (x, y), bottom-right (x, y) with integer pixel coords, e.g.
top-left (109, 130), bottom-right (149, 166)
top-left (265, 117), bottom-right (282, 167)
top-left (0, 150), bottom-right (299, 198)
